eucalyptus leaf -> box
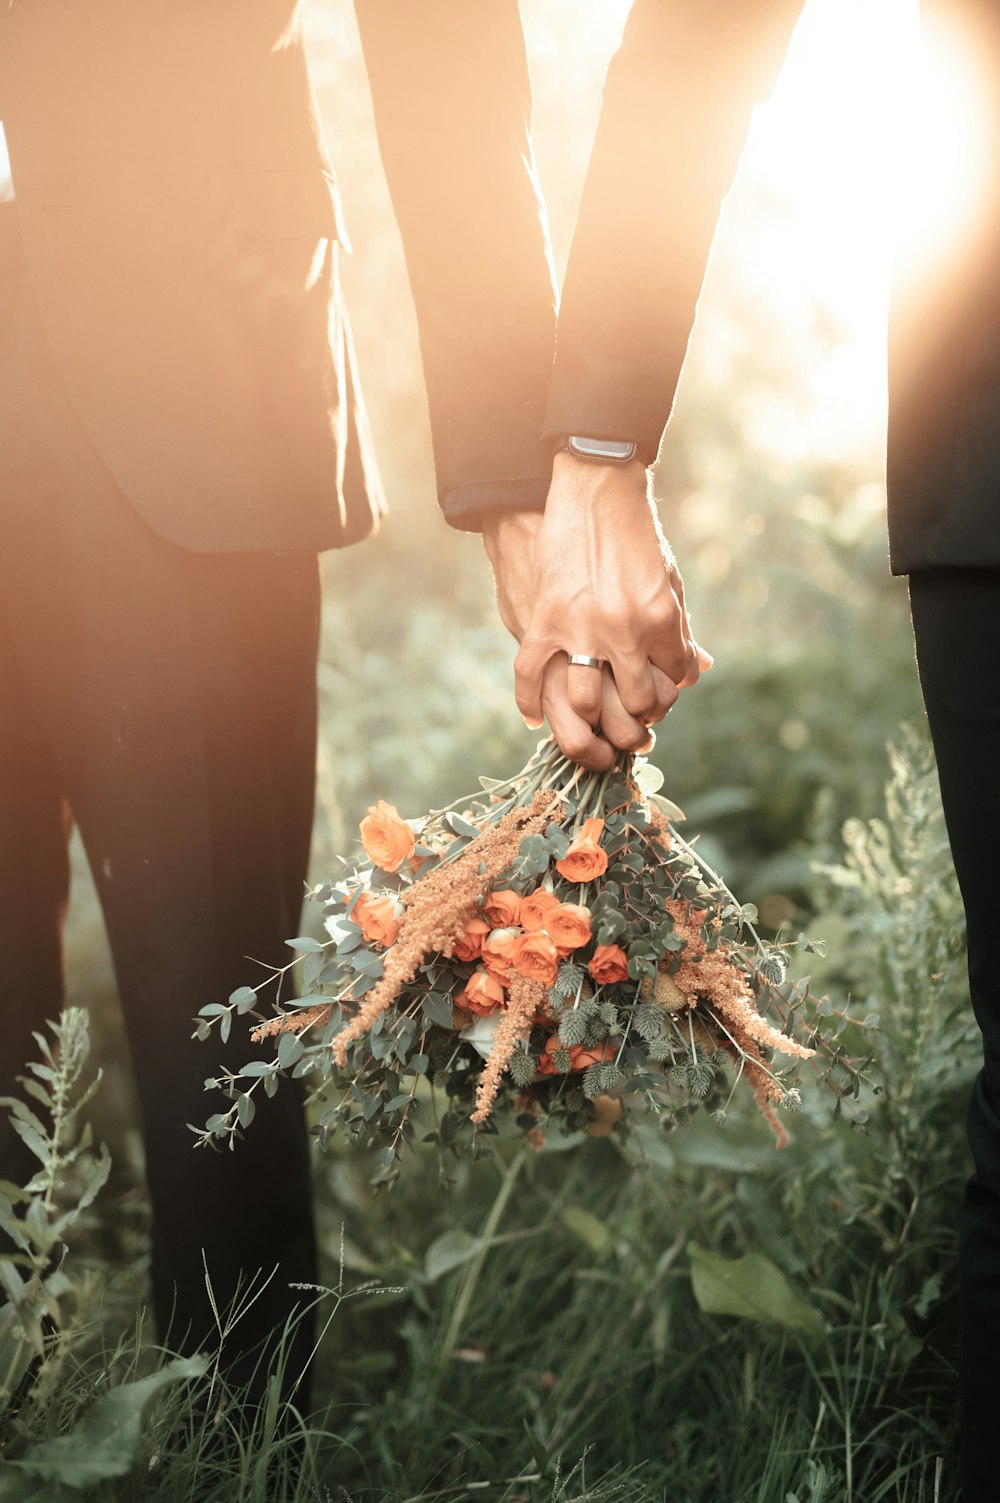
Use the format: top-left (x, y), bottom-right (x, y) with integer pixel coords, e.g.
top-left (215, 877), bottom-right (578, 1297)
top-left (422, 993), bottom-right (454, 1030)
top-left (277, 1033), bottom-right (305, 1069)
top-left (632, 759), bottom-right (665, 795)
top-left (446, 811), bottom-right (482, 839)
top-left (650, 792), bottom-right (687, 824)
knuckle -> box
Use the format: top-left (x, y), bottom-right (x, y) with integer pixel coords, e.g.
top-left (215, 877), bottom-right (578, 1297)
top-left (561, 730), bottom-right (593, 762)
top-left (617, 724), bottom-right (649, 752)
top-left (648, 598), bottom-right (677, 632)
top-left (513, 646), bottom-right (534, 678)
top-left (568, 686), bottom-right (602, 718)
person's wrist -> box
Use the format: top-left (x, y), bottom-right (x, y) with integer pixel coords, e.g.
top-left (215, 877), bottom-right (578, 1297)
top-left (480, 505), bottom-right (544, 562)
top-left (548, 449), bottom-right (650, 509)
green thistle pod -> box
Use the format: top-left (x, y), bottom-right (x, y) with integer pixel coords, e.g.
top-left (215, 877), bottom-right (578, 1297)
top-left (552, 1045), bottom-right (573, 1074)
top-left (783, 1087), bottom-right (803, 1112)
top-left (635, 1002), bottom-right (665, 1041)
top-left (508, 1049), bottom-right (538, 1088)
top-left (689, 1061), bottom-right (716, 1098)
top-left (669, 1064), bottom-right (691, 1091)
top-left (598, 1061), bottom-right (625, 1093)
top-left (582, 1064), bottom-right (604, 1099)
top-left (646, 1037), bottom-right (673, 1062)
top-left (559, 1008), bottom-right (589, 1048)
top-left (552, 962), bottom-right (585, 999)
top-left (598, 1001), bottom-right (619, 1027)
top-left (757, 951), bottom-right (788, 986)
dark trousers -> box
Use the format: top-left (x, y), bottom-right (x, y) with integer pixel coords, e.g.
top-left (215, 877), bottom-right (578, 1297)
top-left (0, 202), bottom-right (320, 1400)
top-left (910, 568), bottom-right (1000, 1503)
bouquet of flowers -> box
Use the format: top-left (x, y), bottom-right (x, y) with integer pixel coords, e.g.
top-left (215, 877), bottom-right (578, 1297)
top-left (195, 739), bottom-right (860, 1180)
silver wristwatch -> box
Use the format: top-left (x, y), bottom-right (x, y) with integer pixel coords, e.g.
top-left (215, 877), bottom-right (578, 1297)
top-left (560, 435), bottom-right (638, 464)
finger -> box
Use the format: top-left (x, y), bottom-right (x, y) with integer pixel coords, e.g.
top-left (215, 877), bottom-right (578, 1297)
top-left (647, 569), bottom-right (701, 685)
top-left (565, 654), bottom-right (606, 724)
top-left (606, 649), bottom-right (660, 719)
top-left (646, 619), bottom-right (691, 685)
top-left (513, 634), bottom-right (553, 729)
top-left (640, 665), bottom-right (679, 723)
top-left (599, 667), bottom-right (655, 754)
top-left (676, 641), bottom-right (714, 689)
top-left (541, 658), bottom-right (615, 771)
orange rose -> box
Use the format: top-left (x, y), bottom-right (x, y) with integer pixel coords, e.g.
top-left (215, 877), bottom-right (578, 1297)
top-left (452, 916), bottom-right (490, 963)
top-left (555, 817), bottom-right (609, 883)
top-left (352, 890), bottom-right (403, 947)
top-left (482, 926), bottom-right (519, 983)
top-left (483, 889), bottom-right (522, 928)
top-left (520, 886), bottom-right (560, 932)
top-left (544, 902), bottom-right (592, 951)
top-left (511, 930), bottom-right (560, 988)
top-left (588, 943), bottom-right (630, 985)
top-left (359, 800), bottom-right (415, 873)
top-left (460, 969), bottom-right (506, 1016)
top-left (536, 1035), bottom-right (617, 1075)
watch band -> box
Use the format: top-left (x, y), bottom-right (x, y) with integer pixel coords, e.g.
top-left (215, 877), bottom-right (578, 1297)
top-left (559, 435), bottom-right (638, 464)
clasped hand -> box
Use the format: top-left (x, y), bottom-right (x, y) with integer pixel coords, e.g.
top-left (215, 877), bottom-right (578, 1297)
top-left (482, 452), bottom-right (712, 771)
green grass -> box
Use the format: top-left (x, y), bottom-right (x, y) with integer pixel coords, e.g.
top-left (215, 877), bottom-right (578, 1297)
top-left (0, 697), bottom-right (972, 1503)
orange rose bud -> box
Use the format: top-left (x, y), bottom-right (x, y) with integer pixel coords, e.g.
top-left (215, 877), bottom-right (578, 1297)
top-left (544, 902), bottom-right (592, 951)
top-left (453, 916), bottom-right (490, 963)
top-left (352, 890), bottom-right (403, 947)
top-left (460, 969), bottom-right (506, 1016)
top-left (511, 930), bottom-right (560, 988)
top-left (555, 817), bottom-right (608, 882)
top-left (359, 799), bottom-right (416, 873)
top-left (520, 886), bottom-right (560, 932)
top-left (588, 943), bottom-right (630, 985)
top-left (482, 926), bottom-right (519, 983)
top-left (483, 888), bottom-right (522, 928)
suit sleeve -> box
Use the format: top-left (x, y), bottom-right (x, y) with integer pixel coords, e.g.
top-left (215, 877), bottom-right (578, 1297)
top-left (542, 0), bottom-right (805, 464)
top-left (353, 0), bottom-right (558, 530)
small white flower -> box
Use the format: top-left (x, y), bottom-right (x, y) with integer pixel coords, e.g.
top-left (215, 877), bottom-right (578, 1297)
top-left (462, 1011), bottom-right (503, 1061)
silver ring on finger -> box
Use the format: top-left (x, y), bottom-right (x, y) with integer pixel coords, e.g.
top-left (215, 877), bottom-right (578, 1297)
top-left (567, 654), bottom-right (605, 670)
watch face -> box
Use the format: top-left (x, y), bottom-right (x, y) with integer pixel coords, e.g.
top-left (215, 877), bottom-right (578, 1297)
top-left (568, 436), bottom-right (637, 463)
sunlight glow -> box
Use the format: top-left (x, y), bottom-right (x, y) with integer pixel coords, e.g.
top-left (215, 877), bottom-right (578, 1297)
top-left (716, 0), bottom-right (993, 464)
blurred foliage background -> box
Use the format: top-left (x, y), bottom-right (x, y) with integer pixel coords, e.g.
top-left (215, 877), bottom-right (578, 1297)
top-left (34, 3), bottom-right (978, 1495)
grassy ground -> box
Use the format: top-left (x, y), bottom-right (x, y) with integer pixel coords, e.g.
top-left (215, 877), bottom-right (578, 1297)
top-left (0, 728), bottom-right (974, 1502)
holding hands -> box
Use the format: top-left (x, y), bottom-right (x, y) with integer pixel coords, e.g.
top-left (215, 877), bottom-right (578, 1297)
top-left (482, 452), bottom-right (712, 770)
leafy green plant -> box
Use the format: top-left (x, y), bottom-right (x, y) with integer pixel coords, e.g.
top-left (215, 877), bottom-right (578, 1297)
top-left (0, 1011), bottom-right (206, 1500)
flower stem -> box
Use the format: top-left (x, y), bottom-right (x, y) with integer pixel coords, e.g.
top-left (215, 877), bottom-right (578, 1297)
top-left (432, 1147), bottom-right (527, 1384)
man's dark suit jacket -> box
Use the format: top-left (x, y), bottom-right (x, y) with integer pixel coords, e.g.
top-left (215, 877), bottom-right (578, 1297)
top-left (0, 0), bottom-right (558, 551)
top-left (1, 0), bottom-right (995, 571)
